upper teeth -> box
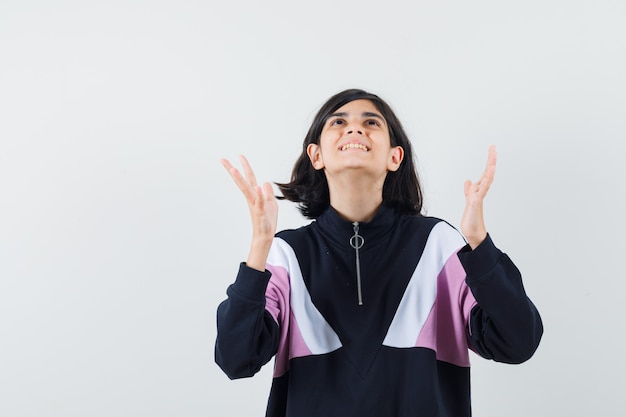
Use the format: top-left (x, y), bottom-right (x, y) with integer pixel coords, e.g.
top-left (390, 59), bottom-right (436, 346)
top-left (341, 143), bottom-right (368, 151)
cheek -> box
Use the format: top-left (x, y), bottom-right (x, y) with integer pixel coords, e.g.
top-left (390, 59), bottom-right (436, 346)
top-left (318, 132), bottom-right (339, 149)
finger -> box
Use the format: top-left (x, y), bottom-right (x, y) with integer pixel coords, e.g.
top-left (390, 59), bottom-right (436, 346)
top-left (220, 158), bottom-right (243, 186)
top-left (221, 158), bottom-right (255, 201)
top-left (255, 185), bottom-right (265, 211)
top-left (239, 155), bottom-right (258, 188)
top-left (485, 145), bottom-right (497, 175)
top-left (473, 169), bottom-right (495, 199)
top-left (482, 145), bottom-right (497, 173)
top-left (220, 158), bottom-right (235, 175)
top-left (473, 147), bottom-right (497, 189)
top-left (262, 182), bottom-right (275, 203)
top-left (221, 158), bottom-right (243, 185)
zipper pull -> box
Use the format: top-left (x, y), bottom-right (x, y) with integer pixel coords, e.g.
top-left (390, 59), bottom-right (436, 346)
top-left (350, 221), bottom-right (364, 305)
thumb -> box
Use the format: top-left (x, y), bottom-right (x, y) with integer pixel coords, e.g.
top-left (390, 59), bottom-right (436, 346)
top-left (464, 180), bottom-right (471, 197)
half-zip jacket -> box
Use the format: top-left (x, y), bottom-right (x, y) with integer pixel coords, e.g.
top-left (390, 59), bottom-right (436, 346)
top-left (215, 204), bottom-right (543, 417)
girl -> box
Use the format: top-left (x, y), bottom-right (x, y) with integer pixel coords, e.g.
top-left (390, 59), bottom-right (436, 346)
top-left (216, 89), bottom-right (542, 417)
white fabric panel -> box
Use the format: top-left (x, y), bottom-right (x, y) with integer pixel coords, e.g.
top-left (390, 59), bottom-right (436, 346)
top-left (267, 237), bottom-right (343, 354)
top-left (382, 222), bottom-right (466, 347)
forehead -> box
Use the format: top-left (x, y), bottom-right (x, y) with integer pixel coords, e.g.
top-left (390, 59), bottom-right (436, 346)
top-left (332, 99), bottom-right (382, 116)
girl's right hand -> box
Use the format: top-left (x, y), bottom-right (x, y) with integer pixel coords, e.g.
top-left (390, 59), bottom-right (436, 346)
top-left (221, 155), bottom-right (278, 271)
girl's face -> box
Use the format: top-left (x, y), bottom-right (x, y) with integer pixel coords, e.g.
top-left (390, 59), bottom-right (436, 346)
top-left (307, 99), bottom-right (404, 178)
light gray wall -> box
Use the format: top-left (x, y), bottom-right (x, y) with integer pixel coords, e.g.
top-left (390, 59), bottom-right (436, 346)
top-left (1, 0), bottom-right (624, 415)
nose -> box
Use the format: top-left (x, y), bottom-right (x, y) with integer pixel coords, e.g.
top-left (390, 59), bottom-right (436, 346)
top-left (345, 119), bottom-right (363, 135)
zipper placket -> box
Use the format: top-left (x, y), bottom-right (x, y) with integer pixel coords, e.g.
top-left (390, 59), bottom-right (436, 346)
top-left (350, 221), bottom-right (364, 305)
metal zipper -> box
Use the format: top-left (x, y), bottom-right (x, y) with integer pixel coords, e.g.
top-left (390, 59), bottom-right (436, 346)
top-left (350, 221), bottom-right (364, 305)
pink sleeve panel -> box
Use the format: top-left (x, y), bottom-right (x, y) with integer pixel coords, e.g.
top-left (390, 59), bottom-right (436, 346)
top-left (265, 264), bottom-right (312, 378)
top-left (415, 250), bottom-right (477, 367)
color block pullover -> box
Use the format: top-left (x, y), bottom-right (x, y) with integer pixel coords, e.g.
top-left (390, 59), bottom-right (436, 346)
top-left (215, 204), bottom-right (543, 417)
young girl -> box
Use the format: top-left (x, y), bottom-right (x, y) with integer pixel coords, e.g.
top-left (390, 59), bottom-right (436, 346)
top-left (216, 89), bottom-right (542, 417)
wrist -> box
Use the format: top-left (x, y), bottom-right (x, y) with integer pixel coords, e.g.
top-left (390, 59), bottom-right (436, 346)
top-left (246, 238), bottom-right (273, 272)
top-left (466, 232), bottom-right (487, 250)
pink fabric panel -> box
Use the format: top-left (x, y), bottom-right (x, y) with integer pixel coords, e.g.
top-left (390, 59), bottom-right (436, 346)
top-left (265, 264), bottom-right (312, 378)
top-left (265, 265), bottom-right (290, 323)
top-left (414, 304), bottom-right (437, 353)
top-left (287, 310), bottom-right (313, 360)
top-left (415, 251), bottom-right (476, 367)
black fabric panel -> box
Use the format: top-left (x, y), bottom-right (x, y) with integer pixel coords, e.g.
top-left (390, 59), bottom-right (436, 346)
top-left (264, 347), bottom-right (471, 417)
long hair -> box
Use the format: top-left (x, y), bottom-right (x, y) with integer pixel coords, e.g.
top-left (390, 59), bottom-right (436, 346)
top-left (276, 89), bottom-right (423, 219)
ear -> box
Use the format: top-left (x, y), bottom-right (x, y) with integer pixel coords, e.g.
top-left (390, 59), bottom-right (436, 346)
top-left (387, 146), bottom-right (404, 172)
top-left (307, 143), bottom-right (325, 170)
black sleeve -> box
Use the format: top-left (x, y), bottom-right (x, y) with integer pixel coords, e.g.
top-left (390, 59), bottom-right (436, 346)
top-left (214, 263), bottom-right (280, 379)
top-left (457, 235), bottom-right (543, 364)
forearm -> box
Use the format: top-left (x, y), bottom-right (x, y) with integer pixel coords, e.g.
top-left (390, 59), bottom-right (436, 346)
top-left (215, 263), bottom-right (280, 378)
top-left (458, 235), bottom-right (543, 363)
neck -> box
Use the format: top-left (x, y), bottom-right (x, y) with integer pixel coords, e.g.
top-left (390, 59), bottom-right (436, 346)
top-left (327, 174), bottom-right (385, 222)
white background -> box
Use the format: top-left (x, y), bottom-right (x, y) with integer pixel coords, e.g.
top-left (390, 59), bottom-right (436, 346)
top-left (1, 0), bottom-right (625, 415)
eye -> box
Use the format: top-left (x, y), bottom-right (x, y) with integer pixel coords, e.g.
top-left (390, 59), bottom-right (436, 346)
top-left (365, 119), bottom-right (381, 127)
top-left (329, 118), bottom-right (345, 126)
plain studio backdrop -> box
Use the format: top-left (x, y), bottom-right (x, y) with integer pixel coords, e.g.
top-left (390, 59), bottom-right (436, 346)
top-left (1, 0), bottom-right (624, 415)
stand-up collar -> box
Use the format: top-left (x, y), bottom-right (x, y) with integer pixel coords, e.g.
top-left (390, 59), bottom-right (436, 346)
top-left (313, 203), bottom-right (397, 249)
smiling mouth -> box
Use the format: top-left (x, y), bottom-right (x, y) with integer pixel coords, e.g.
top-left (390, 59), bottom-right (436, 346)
top-left (340, 143), bottom-right (369, 152)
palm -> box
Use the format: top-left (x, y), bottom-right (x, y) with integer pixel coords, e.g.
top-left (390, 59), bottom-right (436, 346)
top-left (460, 146), bottom-right (497, 249)
top-left (221, 155), bottom-right (278, 241)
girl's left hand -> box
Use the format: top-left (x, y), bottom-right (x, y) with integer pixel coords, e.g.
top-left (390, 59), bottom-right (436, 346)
top-left (460, 145), bottom-right (497, 249)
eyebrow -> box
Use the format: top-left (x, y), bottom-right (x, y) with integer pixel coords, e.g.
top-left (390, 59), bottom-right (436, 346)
top-left (328, 111), bottom-right (386, 122)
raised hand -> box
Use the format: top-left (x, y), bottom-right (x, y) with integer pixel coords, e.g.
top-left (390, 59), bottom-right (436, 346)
top-left (460, 145), bottom-right (497, 249)
top-left (221, 155), bottom-right (278, 271)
